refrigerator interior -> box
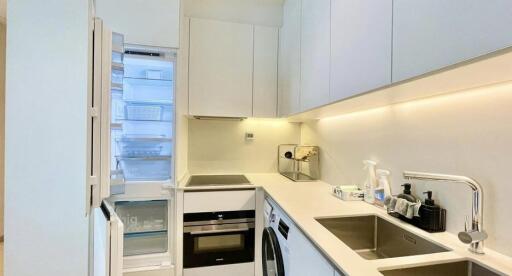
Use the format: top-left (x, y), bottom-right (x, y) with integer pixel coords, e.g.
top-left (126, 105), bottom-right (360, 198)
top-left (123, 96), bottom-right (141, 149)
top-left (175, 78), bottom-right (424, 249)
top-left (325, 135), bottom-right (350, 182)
top-left (108, 42), bottom-right (176, 271)
top-left (110, 49), bottom-right (175, 191)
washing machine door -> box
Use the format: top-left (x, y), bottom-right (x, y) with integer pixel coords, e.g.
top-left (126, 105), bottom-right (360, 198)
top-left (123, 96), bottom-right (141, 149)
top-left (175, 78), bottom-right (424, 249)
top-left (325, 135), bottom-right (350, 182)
top-left (262, 227), bottom-right (285, 276)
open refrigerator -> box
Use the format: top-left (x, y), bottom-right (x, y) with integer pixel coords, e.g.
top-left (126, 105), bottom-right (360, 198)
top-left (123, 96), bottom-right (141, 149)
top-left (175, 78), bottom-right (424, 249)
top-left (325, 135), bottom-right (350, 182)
top-left (88, 18), bottom-right (176, 276)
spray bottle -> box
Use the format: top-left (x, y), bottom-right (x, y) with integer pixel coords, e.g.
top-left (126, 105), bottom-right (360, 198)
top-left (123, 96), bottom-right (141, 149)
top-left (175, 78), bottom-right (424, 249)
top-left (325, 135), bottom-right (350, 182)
top-left (374, 169), bottom-right (391, 206)
top-left (363, 160), bottom-right (378, 204)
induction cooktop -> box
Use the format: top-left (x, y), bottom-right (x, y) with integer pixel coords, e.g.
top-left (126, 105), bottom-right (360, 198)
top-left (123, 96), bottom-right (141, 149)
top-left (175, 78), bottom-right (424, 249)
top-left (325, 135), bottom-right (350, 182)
top-left (186, 174), bottom-right (252, 187)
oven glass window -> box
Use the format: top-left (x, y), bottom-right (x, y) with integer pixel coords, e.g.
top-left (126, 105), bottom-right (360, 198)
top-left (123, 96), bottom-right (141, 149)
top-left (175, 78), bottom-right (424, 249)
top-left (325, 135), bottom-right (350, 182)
top-left (194, 234), bottom-right (245, 253)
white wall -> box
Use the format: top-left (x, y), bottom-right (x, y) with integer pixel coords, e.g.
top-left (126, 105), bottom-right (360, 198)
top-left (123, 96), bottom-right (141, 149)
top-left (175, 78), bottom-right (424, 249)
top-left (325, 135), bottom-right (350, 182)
top-left (183, 0), bottom-right (283, 26)
top-left (188, 119), bottom-right (300, 174)
top-left (301, 82), bottom-right (512, 257)
top-left (5, 0), bottom-right (91, 275)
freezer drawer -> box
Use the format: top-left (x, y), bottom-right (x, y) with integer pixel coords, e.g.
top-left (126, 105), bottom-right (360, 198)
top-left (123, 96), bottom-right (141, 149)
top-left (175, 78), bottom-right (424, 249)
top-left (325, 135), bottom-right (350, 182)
top-left (115, 200), bottom-right (169, 256)
top-left (124, 231), bottom-right (168, 256)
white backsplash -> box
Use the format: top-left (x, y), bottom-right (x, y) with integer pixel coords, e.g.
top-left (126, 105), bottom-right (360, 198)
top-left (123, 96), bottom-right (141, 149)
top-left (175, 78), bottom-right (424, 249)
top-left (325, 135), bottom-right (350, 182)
top-left (301, 82), bottom-right (512, 257)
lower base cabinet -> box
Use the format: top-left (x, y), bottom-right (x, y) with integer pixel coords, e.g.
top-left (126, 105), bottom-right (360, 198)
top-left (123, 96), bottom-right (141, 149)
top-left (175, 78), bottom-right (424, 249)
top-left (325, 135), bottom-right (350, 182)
top-left (288, 227), bottom-right (339, 276)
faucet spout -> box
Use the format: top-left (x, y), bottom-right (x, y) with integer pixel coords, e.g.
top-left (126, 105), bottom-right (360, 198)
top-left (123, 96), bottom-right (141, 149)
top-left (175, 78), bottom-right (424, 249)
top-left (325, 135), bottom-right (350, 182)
top-left (403, 171), bottom-right (486, 254)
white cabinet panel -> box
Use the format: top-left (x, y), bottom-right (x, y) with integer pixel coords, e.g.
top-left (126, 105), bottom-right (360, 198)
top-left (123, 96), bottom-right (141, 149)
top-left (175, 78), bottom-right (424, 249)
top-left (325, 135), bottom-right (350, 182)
top-left (95, 0), bottom-right (180, 48)
top-left (330, 0), bottom-right (392, 102)
top-left (189, 18), bottom-right (254, 117)
top-left (393, 0), bottom-right (512, 82)
top-left (253, 26), bottom-right (279, 118)
top-left (300, 0), bottom-right (331, 111)
top-left (183, 190), bottom-right (256, 213)
top-left (288, 223), bottom-right (335, 276)
top-left (278, 0), bottom-right (302, 117)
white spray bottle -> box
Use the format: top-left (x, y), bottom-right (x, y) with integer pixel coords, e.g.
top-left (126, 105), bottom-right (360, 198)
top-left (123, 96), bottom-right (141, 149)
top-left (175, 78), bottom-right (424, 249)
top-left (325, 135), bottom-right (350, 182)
top-left (363, 160), bottom-right (378, 204)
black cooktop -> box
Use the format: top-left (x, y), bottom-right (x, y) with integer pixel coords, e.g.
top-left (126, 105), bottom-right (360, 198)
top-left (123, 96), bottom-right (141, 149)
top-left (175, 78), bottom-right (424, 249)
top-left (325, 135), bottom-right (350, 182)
top-left (186, 175), bottom-right (252, 187)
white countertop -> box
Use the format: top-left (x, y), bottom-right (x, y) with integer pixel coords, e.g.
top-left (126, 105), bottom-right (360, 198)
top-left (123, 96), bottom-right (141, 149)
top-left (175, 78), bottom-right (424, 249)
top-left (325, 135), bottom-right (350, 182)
top-left (178, 173), bottom-right (512, 275)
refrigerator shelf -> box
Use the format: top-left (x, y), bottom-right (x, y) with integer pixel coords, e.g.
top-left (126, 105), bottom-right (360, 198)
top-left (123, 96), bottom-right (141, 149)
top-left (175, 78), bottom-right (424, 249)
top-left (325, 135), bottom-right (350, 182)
top-left (116, 156), bottom-right (172, 161)
top-left (123, 99), bottom-right (173, 105)
top-left (123, 231), bottom-right (168, 256)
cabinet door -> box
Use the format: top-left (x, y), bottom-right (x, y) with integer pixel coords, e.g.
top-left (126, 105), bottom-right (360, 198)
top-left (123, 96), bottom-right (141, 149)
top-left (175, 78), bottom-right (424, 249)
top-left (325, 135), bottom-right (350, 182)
top-left (253, 26), bottom-right (279, 118)
top-left (93, 202), bottom-right (124, 276)
top-left (393, 0), bottom-right (512, 82)
top-left (288, 227), bottom-right (335, 276)
top-left (95, 0), bottom-right (180, 48)
top-left (330, 0), bottom-right (392, 102)
top-left (189, 18), bottom-right (254, 117)
top-left (300, 0), bottom-right (331, 111)
top-left (278, 0), bottom-right (302, 117)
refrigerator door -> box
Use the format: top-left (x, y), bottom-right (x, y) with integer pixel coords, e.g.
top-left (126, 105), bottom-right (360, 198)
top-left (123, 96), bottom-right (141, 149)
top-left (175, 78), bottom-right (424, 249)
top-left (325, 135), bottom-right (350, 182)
top-left (88, 18), bottom-right (125, 212)
top-left (93, 201), bottom-right (124, 276)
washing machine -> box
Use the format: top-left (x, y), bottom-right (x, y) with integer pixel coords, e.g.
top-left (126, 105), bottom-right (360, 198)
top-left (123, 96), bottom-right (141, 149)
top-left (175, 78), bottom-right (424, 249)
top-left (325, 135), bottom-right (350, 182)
top-left (262, 198), bottom-right (292, 276)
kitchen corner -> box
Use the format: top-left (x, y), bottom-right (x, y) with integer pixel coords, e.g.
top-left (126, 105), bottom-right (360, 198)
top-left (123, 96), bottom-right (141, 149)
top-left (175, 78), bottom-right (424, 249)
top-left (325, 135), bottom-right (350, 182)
top-left (246, 174), bottom-right (512, 276)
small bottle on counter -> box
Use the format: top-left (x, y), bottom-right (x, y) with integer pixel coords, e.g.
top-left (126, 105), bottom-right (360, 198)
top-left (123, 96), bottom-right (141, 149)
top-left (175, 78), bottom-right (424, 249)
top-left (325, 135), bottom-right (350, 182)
top-left (417, 191), bottom-right (446, 232)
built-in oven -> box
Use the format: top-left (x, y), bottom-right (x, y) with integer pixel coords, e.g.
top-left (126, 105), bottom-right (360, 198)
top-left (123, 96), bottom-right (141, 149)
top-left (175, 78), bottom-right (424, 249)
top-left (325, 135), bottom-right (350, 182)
top-left (183, 210), bottom-right (255, 268)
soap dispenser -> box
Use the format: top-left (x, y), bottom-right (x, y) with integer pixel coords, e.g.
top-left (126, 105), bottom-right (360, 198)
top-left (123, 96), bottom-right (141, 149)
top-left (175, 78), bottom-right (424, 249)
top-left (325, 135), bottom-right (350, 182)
top-left (417, 191), bottom-right (446, 232)
top-left (397, 183), bottom-right (417, 202)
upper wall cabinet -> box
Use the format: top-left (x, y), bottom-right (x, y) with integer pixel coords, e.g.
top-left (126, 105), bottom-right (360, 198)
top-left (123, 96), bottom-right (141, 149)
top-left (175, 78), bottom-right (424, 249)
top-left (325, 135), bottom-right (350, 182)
top-left (95, 0), bottom-right (180, 48)
top-left (188, 18), bottom-right (279, 118)
top-left (300, 0), bottom-right (331, 111)
top-left (330, 0), bottom-right (392, 102)
top-left (189, 18), bottom-right (254, 117)
top-left (278, 0), bottom-right (302, 117)
top-left (254, 26), bottom-right (279, 118)
top-left (393, 0), bottom-right (512, 82)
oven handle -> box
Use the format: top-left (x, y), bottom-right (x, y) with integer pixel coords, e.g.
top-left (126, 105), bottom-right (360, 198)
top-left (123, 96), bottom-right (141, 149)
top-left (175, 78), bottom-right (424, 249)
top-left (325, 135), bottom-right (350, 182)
top-left (189, 228), bottom-right (250, 235)
top-left (184, 222), bottom-right (255, 235)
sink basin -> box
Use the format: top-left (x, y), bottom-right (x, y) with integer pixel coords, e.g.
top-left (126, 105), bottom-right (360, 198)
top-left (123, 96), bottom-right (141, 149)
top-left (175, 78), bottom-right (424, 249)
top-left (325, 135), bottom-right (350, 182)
top-left (316, 215), bottom-right (449, 260)
top-left (380, 260), bottom-right (504, 276)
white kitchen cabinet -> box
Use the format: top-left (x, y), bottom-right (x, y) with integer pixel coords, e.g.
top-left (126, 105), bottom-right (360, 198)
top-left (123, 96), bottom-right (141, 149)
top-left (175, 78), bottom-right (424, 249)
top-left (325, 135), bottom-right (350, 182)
top-left (278, 0), bottom-right (302, 117)
top-left (288, 218), bottom-right (336, 276)
top-left (393, 0), bottom-right (512, 82)
top-left (189, 18), bottom-right (254, 117)
top-left (253, 26), bottom-right (279, 118)
top-left (330, 0), bottom-right (392, 102)
top-left (300, 0), bottom-right (331, 111)
top-left (95, 0), bottom-right (180, 48)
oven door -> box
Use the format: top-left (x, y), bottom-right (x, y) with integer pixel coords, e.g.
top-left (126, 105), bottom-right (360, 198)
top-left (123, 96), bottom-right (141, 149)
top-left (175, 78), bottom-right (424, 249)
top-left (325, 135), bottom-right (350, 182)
top-left (183, 222), bottom-right (255, 268)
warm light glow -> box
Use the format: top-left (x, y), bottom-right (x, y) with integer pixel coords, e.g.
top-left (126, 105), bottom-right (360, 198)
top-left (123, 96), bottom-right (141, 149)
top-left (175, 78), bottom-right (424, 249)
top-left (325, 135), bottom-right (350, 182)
top-left (319, 81), bottom-right (512, 123)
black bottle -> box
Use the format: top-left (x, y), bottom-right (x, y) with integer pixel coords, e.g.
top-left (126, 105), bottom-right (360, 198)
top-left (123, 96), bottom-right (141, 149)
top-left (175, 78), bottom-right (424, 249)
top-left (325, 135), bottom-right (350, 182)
top-left (397, 183), bottom-right (417, 202)
top-left (418, 191), bottom-right (446, 232)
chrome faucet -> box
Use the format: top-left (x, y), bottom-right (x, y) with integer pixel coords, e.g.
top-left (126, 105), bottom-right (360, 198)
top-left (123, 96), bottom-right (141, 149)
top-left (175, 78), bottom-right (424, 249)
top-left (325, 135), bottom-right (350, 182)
top-left (403, 171), bottom-right (487, 254)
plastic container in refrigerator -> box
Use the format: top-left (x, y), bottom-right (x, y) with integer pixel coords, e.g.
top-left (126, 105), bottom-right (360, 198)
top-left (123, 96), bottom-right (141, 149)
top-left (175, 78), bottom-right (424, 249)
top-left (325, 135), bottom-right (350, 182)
top-left (124, 103), bottom-right (172, 121)
top-left (118, 156), bottom-right (172, 181)
top-left (124, 54), bottom-right (173, 81)
top-left (116, 137), bottom-right (172, 157)
top-left (123, 78), bottom-right (173, 105)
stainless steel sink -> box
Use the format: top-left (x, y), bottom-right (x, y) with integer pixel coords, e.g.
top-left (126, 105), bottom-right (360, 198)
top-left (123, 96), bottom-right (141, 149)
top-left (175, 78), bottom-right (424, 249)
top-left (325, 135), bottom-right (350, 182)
top-left (316, 215), bottom-right (449, 260)
top-left (380, 260), bottom-right (504, 276)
